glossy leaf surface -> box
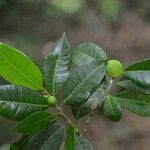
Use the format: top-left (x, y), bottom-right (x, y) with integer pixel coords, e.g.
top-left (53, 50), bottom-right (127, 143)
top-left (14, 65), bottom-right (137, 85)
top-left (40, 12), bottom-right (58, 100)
top-left (73, 42), bottom-right (107, 66)
top-left (27, 124), bottom-right (64, 150)
top-left (104, 95), bottom-right (122, 122)
top-left (72, 88), bottom-right (103, 120)
top-left (44, 34), bottom-right (71, 95)
top-left (0, 43), bottom-right (43, 90)
top-left (0, 85), bottom-right (48, 121)
top-left (115, 91), bottom-right (150, 116)
top-left (125, 58), bottom-right (150, 88)
top-left (118, 80), bottom-right (150, 94)
top-left (11, 111), bottom-right (57, 135)
top-left (62, 61), bottom-right (106, 105)
top-left (10, 135), bottom-right (30, 150)
top-left (65, 125), bottom-right (76, 150)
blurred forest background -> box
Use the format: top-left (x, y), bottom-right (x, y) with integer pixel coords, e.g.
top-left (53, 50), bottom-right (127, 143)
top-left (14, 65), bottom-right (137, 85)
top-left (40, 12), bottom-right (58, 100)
top-left (0, 0), bottom-right (150, 150)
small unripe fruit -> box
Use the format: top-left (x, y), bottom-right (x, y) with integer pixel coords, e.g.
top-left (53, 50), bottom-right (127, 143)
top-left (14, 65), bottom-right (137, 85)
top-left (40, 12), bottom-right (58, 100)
top-left (47, 96), bottom-right (57, 107)
top-left (106, 59), bottom-right (123, 78)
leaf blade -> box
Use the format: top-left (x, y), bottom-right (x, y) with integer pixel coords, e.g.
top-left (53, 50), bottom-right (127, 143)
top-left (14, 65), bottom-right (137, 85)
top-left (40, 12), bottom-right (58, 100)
top-left (0, 85), bottom-right (48, 121)
top-left (115, 91), bottom-right (150, 116)
top-left (44, 34), bottom-right (71, 95)
top-left (125, 58), bottom-right (150, 88)
top-left (73, 42), bottom-right (107, 66)
top-left (118, 80), bottom-right (150, 94)
top-left (0, 43), bottom-right (43, 90)
top-left (11, 111), bottom-right (57, 135)
top-left (10, 136), bottom-right (30, 150)
top-left (72, 88), bottom-right (104, 120)
top-left (65, 125), bottom-right (76, 150)
top-left (62, 61), bottom-right (106, 105)
top-left (27, 124), bottom-right (64, 150)
top-left (103, 95), bottom-right (122, 122)
top-left (75, 136), bottom-right (94, 150)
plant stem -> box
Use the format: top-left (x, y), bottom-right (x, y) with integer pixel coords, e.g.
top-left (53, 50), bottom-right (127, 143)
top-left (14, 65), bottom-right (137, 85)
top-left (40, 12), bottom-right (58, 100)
top-left (83, 112), bottom-right (94, 137)
top-left (55, 105), bottom-right (72, 124)
top-left (42, 88), bottom-right (73, 125)
top-left (83, 78), bottom-right (114, 137)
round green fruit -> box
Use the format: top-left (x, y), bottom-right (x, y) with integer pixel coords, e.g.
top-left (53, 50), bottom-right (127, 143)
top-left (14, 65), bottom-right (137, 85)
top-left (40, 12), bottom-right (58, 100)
top-left (47, 96), bottom-right (57, 107)
top-left (106, 59), bottom-right (123, 78)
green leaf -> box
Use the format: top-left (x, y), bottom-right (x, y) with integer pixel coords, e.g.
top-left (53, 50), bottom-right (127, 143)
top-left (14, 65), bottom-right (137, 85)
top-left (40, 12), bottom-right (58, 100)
top-left (103, 95), bottom-right (122, 122)
top-left (0, 85), bottom-right (48, 121)
top-left (44, 33), bottom-right (71, 95)
top-left (65, 125), bottom-right (76, 150)
top-left (72, 88), bottom-right (104, 120)
top-left (27, 124), bottom-right (64, 150)
top-left (73, 42), bottom-right (107, 66)
top-left (115, 91), bottom-right (150, 116)
top-left (0, 43), bottom-right (43, 90)
top-left (125, 58), bottom-right (150, 88)
top-left (11, 111), bottom-right (57, 135)
top-left (118, 80), bottom-right (150, 94)
top-left (75, 136), bottom-right (94, 150)
top-left (62, 61), bottom-right (106, 105)
top-left (10, 135), bottom-right (30, 150)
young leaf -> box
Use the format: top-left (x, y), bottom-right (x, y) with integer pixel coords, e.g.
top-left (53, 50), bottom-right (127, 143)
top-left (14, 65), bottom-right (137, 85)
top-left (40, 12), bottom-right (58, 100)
top-left (75, 136), bottom-right (94, 150)
top-left (0, 43), bottom-right (43, 90)
top-left (73, 42), bottom-right (107, 66)
top-left (10, 135), bottom-right (30, 150)
top-left (118, 80), bottom-right (150, 94)
top-left (44, 33), bottom-right (71, 95)
top-left (72, 88), bottom-right (104, 120)
top-left (62, 61), bottom-right (106, 105)
top-left (103, 95), bottom-right (122, 122)
top-left (115, 91), bottom-right (150, 116)
top-left (27, 124), bottom-right (64, 150)
top-left (0, 85), bottom-right (48, 121)
top-left (125, 58), bottom-right (150, 88)
top-left (11, 111), bottom-right (57, 135)
top-left (65, 125), bottom-right (76, 150)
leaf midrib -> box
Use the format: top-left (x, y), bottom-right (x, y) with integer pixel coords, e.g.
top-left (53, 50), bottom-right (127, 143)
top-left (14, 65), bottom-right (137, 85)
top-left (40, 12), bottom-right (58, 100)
top-left (63, 64), bottom-right (103, 103)
top-left (14, 116), bottom-right (56, 132)
top-left (67, 127), bottom-right (74, 150)
top-left (116, 98), bottom-right (150, 105)
top-left (40, 125), bottom-right (64, 149)
top-left (108, 99), bottom-right (117, 121)
top-left (0, 50), bottom-right (42, 90)
top-left (0, 100), bottom-right (48, 107)
top-left (76, 51), bottom-right (96, 60)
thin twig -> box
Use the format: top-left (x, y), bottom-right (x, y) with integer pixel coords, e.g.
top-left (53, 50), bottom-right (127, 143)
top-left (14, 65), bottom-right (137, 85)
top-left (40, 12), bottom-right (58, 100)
top-left (83, 112), bottom-right (94, 137)
top-left (83, 78), bottom-right (114, 137)
top-left (55, 105), bottom-right (72, 124)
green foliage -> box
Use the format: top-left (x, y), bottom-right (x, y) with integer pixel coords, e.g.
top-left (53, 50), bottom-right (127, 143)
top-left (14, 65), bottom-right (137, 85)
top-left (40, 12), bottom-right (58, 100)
top-left (27, 124), bottom-right (64, 150)
top-left (125, 59), bottom-right (150, 88)
top-left (62, 61), bottom-right (106, 105)
top-left (103, 95), bottom-right (122, 122)
top-left (11, 111), bottom-right (57, 135)
top-left (65, 125), bottom-right (76, 150)
top-left (0, 85), bottom-right (48, 121)
top-left (44, 33), bottom-right (71, 95)
top-left (10, 135), bottom-right (30, 150)
top-left (0, 34), bottom-right (149, 149)
top-left (73, 42), bottom-right (107, 67)
top-left (0, 43), bottom-right (43, 90)
top-left (118, 80), bottom-right (150, 94)
top-left (115, 91), bottom-right (150, 116)
top-left (72, 88), bottom-right (104, 120)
